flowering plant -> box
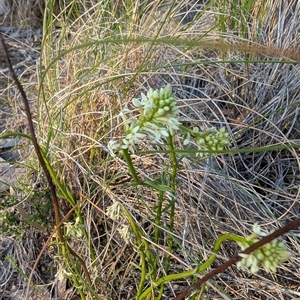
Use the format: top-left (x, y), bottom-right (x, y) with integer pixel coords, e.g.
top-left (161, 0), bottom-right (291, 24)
top-left (105, 86), bottom-right (291, 299)
top-left (108, 85), bottom-right (230, 156)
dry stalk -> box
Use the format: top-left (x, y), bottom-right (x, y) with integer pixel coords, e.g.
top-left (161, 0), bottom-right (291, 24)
top-left (0, 31), bottom-right (92, 295)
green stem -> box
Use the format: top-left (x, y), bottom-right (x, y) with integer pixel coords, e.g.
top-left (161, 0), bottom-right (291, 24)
top-left (138, 234), bottom-right (246, 299)
top-left (122, 149), bottom-right (141, 184)
top-left (152, 134), bottom-right (177, 299)
top-left (153, 188), bottom-right (164, 278)
top-left (121, 206), bottom-right (151, 298)
top-left (165, 134), bottom-right (177, 270)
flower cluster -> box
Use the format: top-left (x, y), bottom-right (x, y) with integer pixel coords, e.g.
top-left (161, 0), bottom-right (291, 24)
top-left (108, 85), bottom-right (180, 155)
top-left (106, 201), bottom-right (133, 244)
top-left (184, 127), bottom-right (230, 156)
top-left (108, 85), bottom-right (231, 157)
top-left (64, 217), bottom-right (84, 238)
top-left (117, 225), bottom-right (132, 244)
top-left (106, 201), bottom-right (123, 221)
top-left (54, 255), bottom-right (73, 282)
top-left (236, 224), bottom-right (291, 274)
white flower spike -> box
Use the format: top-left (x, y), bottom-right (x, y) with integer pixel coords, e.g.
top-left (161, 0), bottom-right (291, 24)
top-left (107, 85), bottom-right (230, 156)
top-left (108, 85), bottom-right (180, 154)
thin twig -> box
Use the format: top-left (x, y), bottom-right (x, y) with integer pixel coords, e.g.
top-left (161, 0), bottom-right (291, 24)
top-left (0, 31), bottom-right (92, 294)
top-left (0, 30), bottom-right (63, 242)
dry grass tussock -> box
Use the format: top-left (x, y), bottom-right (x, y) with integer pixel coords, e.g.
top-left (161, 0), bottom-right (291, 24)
top-left (1, 0), bottom-right (300, 299)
